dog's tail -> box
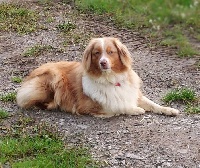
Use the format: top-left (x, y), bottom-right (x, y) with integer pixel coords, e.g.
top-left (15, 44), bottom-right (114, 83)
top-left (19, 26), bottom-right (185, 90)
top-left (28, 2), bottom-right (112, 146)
top-left (16, 76), bottom-right (50, 108)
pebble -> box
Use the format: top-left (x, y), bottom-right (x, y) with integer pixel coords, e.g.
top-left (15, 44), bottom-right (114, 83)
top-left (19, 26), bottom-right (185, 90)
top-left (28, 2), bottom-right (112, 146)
top-left (125, 153), bottom-right (144, 160)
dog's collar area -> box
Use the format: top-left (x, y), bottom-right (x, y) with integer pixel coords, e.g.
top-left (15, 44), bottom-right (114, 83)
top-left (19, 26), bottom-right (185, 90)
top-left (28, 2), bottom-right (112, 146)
top-left (115, 82), bottom-right (121, 87)
top-left (108, 81), bottom-right (121, 86)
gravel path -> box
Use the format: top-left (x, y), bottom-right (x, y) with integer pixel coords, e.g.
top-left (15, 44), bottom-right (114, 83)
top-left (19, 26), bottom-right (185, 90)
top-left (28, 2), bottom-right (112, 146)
top-left (0, 1), bottom-right (200, 167)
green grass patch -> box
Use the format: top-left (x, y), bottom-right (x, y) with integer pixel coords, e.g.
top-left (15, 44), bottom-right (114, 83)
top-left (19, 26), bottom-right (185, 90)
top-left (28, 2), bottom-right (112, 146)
top-left (0, 109), bottom-right (9, 119)
top-left (23, 45), bottom-right (63, 57)
top-left (161, 26), bottom-right (199, 57)
top-left (185, 105), bottom-right (200, 114)
top-left (163, 87), bottom-right (200, 114)
top-left (0, 3), bottom-right (39, 33)
top-left (1, 136), bottom-right (96, 168)
top-left (163, 88), bottom-right (196, 104)
top-left (76, 0), bottom-right (200, 56)
top-left (0, 114), bottom-right (99, 168)
top-left (23, 45), bottom-right (53, 57)
top-left (197, 61), bottom-right (200, 68)
top-left (56, 21), bottom-right (76, 33)
top-left (0, 92), bottom-right (16, 102)
top-left (11, 76), bottom-right (22, 83)
top-left (46, 16), bottom-right (54, 23)
top-left (63, 31), bottom-right (93, 47)
top-left (36, 0), bottom-right (52, 5)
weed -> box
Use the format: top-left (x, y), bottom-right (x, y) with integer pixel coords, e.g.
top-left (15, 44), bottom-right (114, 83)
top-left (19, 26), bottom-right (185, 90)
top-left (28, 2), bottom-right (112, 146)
top-left (23, 45), bottom-right (62, 57)
top-left (185, 105), bottom-right (200, 114)
top-left (163, 88), bottom-right (200, 114)
top-left (0, 114), bottom-right (99, 167)
top-left (23, 45), bottom-right (50, 57)
top-left (11, 76), bottom-right (22, 83)
top-left (0, 92), bottom-right (16, 102)
top-left (163, 88), bottom-right (196, 104)
top-left (56, 21), bottom-right (76, 33)
top-left (36, 0), bottom-right (52, 5)
top-left (178, 46), bottom-right (199, 57)
top-left (0, 3), bottom-right (39, 33)
top-left (63, 31), bottom-right (92, 47)
top-left (0, 109), bottom-right (9, 119)
top-left (47, 16), bottom-right (54, 23)
top-left (196, 34), bottom-right (200, 41)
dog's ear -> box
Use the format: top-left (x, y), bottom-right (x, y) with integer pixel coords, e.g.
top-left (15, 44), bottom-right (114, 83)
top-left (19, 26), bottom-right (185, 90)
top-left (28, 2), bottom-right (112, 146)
top-left (82, 39), bottom-right (95, 71)
top-left (113, 38), bottom-right (132, 69)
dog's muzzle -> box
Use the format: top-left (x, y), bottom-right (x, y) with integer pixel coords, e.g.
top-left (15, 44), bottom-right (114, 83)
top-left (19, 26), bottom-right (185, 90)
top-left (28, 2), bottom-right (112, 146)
top-left (99, 57), bottom-right (110, 70)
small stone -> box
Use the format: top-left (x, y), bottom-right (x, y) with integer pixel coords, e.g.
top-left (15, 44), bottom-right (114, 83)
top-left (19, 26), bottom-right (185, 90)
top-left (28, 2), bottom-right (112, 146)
top-left (59, 119), bottom-right (65, 126)
top-left (177, 149), bottom-right (188, 154)
top-left (126, 153), bottom-right (144, 160)
top-left (121, 160), bottom-right (126, 165)
top-left (77, 124), bottom-right (88, 129)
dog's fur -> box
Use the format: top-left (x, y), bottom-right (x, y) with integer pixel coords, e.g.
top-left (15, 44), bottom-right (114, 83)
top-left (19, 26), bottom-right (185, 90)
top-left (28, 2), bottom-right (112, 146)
top-left (17, 37), bottom-right (179, 117)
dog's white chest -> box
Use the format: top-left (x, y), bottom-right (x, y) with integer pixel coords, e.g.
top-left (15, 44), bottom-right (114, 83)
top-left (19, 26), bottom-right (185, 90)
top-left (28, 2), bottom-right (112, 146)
top-left (82, 75), bottom-right (139, 114)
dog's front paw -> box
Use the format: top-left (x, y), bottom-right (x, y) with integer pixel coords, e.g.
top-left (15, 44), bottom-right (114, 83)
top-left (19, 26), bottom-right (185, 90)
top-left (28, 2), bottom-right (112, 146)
top-left (126, 107), bottom-right (145, 115)
top-left (162, 107), bottom-right (180, 116)
top-left (45, 101), bottom-right (57, 110)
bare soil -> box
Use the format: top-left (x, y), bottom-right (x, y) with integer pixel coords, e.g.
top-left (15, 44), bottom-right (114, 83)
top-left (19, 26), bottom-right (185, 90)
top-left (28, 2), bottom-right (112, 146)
top-left (0, 1), bottom-right (200, 167)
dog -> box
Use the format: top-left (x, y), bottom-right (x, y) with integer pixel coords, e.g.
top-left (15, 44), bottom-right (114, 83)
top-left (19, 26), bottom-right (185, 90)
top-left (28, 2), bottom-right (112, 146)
top-left (17, 37), bottom-right (179, 117)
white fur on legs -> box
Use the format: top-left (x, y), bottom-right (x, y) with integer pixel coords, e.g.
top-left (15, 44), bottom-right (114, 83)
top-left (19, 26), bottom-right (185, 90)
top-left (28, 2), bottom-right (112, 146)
top-left (138, 96), bottom-right (179, 116)
top-left (125, 107), bottom-right (145, 115)
top-left (93, 106), bottom-right (145, 118)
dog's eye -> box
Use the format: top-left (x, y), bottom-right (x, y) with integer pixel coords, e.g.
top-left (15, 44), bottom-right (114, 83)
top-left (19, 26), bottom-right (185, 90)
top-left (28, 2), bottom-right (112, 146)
top-left (108, 51), bottom-right (113, 54)
top-left (95, 51), bottom-right (100, 56)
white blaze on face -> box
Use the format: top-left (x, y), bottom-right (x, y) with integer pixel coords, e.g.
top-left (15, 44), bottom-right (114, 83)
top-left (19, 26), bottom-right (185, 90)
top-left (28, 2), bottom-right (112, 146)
top-left (99, 38), bottom-right (110, 70)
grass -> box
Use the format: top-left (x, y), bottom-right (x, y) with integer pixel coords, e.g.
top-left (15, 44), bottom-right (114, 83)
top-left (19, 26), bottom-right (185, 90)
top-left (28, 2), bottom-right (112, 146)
top-left (185, 105), bottom-right (200, 114)
top-left (56, 21), bottom-right (76, 33)
top-left (197, 61), bottom-right (200, 68)
top-left (36, 0), bottom-right (52, 5)
top-left (11, 76), bottom-right (22, 83)
top-left (160, 26), bottom-right (199, 56)
top-left (63, 31), bottom-right (93, 47)
top-left (76, 0), bottom-right (200, 57)
top-left (0, 108), bottom-right (10, 119)
top-left (23, 45), bottom-right (63, 57)
top-left (0, 3), bottom-right (39, 34)
top-left (0, 114), bottom-right (99, 168)
top-left (0, 92), bottom-right (16, 102)
top-left (163, 87), bottom-right (200, 114)
top-left (163, 88), bottom-right (196, 104)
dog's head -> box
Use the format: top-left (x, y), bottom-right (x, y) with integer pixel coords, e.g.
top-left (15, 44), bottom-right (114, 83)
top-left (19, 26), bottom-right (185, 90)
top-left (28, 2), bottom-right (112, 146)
top-left (82, 37), bottom-right (132, 76)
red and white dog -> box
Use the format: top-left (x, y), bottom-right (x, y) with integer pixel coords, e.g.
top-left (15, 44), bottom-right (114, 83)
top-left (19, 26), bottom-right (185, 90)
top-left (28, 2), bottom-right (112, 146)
top-left (17, 37), bottom-right (179, 117)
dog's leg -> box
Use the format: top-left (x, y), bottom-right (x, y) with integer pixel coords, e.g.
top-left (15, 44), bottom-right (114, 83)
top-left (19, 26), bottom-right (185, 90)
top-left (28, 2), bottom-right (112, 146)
top-left (125, 107), bottom-right (145, 115)
top-left (138, 96), bottom-right (179, 116)
top-left (90, 110), bottom-right (115, 118)
top-left (45, 101), bottom-right (57, 110)
top-left (93, 107), bottom-right (145, 118)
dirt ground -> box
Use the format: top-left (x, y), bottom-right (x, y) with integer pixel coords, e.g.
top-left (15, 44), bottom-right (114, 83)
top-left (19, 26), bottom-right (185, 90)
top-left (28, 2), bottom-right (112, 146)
top-left (0, 1), bottom-right (200, 167)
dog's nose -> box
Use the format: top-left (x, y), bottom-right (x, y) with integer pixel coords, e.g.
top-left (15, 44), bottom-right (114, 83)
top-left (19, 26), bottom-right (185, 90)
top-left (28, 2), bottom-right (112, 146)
top-left (99, 57), bottom-right (110, 70)
top-left (100, 60), bottom-right (107, 67)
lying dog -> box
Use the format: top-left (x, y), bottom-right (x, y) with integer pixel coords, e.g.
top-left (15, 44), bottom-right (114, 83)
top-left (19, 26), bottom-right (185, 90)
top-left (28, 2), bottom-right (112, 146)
top-left (17, 37), bottom-right (179, 117)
